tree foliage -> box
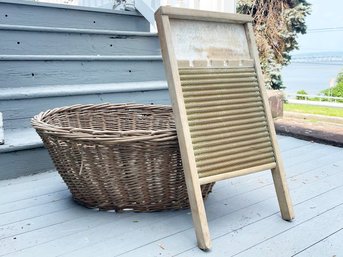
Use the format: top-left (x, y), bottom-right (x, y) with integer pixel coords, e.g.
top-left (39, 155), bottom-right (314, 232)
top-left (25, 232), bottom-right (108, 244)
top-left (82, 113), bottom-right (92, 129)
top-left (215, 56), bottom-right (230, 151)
top-left (321, 71), bottom-right (343, 98)
top-left (237, 0), bottom-right (311, 89)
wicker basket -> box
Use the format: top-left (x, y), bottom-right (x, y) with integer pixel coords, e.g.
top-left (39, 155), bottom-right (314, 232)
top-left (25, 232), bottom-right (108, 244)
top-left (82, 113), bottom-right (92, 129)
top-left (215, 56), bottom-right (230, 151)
top-left (32, 103), bottom-right (214, 212)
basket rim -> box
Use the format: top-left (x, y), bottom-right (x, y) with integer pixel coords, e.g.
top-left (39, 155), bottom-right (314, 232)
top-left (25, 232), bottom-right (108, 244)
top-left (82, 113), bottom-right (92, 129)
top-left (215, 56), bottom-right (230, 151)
top-left (31, 103), bottom-right (177, 143)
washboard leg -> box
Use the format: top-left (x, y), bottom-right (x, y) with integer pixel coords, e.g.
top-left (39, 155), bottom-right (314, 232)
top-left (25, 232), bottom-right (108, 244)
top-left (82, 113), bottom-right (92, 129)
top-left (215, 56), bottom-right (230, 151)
top-left (185, 179), bottom-right (212, 250)
top-left (271, 163), bottom-right (295, 221)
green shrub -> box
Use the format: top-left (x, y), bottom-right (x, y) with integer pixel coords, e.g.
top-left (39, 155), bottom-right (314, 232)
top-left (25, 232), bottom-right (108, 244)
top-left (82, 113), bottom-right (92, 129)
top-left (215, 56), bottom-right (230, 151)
top-left (321, 84), bottom-right (343, 98)
top-left (296, 89), bottom-right (308, 100)
top-left (321, 71), bottom-right (343, 101)
top-left (309, 97), bottom-right (323, 101)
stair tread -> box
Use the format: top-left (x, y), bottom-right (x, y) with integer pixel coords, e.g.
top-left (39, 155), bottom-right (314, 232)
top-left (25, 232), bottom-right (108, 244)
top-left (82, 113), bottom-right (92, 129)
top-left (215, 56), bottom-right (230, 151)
top-left (0, 24), bottom-right (157, 36)
top-left (0, 79), bottom-right (168, 152)
top-left (1, 0), bottom-right (143, 17)
top-left (0, 127), bottom-right (42, 153)
top-left (0, 55), bottom-right (163, 61)
top-left (0, 81), bottom-right (168, 100)
top-left (1, 1), bottom-right (150, 32)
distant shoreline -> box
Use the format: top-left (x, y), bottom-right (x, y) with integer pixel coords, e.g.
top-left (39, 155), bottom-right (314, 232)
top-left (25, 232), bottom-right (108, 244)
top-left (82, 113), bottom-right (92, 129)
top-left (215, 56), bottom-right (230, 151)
top-left (281, 52), bottom-right (343, 95)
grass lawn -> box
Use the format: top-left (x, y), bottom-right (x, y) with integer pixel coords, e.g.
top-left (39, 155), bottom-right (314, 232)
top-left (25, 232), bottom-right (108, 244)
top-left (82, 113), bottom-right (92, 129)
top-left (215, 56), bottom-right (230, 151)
top-left (284, 103), bottom-right (343, 117)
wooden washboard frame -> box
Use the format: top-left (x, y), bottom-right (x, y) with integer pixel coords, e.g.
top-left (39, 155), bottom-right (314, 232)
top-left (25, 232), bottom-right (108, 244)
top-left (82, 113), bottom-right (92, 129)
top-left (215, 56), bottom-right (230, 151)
top-left (155, 6), bottom-right (294, 250)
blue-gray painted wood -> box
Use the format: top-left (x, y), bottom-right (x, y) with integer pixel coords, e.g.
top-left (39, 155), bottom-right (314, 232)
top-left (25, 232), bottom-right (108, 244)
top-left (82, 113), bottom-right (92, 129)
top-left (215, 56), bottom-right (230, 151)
top-left (0, 128), bottom-right (42, 153)
top-left (0, 126), bottom-right (46, 178)
top-left (0, 147), bottom-right (54, 180)
top-left (0, 59), bottom-right (165, 88)
top-left (0, 0), bottom-right (141, 14)
top-left (229, 205), bottom-right (343, 257)
top-left (0, 81), bottom-right (168, 100)
top-left (0, 0), bottom-right (150, 32)
top-left (0, 27), bottom-right (160, 56)
top-left (0, 24), bottom-right (156, 36)
top-left (0, 137), bottom-right (342, 255)
top-left (295, 230), bottom-right (343, 257)
top-left (0, 1), bottom-right (169, 179)
top-left (0, 55), bottom-right (163, 61)
top-left (2, 88), bottom-right (170, 129)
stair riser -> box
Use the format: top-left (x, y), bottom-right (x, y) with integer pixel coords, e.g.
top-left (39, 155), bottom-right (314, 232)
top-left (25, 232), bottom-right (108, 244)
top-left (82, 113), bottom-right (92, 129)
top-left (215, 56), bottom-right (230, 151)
top-left (0, 29), bottom-right (160, 56)
top-left (0, 60), bottom-right (165, 88)
top-left (1, 89), bottom-right (170, 130)
top-left (0, 1), bottom-right (149, 31)
top-left (0, 148), bottom-right (53, 180)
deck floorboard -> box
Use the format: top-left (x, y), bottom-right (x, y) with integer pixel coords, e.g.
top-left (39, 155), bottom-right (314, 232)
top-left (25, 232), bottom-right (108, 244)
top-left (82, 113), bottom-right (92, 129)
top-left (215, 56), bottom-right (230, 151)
top-left (0, 136), bottom-right (342, 257)
top-left (294, 228), bottom-right (343, 257)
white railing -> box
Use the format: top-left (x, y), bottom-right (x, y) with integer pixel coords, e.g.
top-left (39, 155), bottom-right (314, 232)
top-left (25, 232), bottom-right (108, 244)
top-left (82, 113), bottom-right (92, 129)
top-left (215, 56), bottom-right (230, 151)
top-left (286, 93), bottom-right (343, 103)
top-left (285, 93), bottom-right (343, 109)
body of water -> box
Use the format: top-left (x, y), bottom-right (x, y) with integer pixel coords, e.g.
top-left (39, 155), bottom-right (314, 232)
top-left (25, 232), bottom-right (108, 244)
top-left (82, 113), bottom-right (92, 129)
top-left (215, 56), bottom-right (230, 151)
top-left (281, 52), bottom-right (343, 95)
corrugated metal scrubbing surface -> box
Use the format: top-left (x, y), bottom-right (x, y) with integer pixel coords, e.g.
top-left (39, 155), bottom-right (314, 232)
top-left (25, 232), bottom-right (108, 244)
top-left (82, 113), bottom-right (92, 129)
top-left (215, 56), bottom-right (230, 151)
top-left (179, 67), bottom-right (276, 179)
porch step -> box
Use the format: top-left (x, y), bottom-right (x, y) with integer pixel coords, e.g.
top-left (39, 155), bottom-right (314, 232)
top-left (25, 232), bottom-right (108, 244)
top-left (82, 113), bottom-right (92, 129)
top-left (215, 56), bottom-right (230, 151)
top-left (0, 1), bottom-right (168, 180)
top-left (0, 127), bottom-right (53, 180)
top-left (0, 127), bottom-right (42, 153)
top-left (0, 81), bottom-right (168, 100)
top-left (0, 81), bottom-right (169, 130)
top-left (0, 81), bottom-right (169, 179)
top-left (0, 0), bottom-right (150, 31)
top-left (0, 25), bottom-right (160, 56)
top-left (0, 55), bottom-right (164, 89)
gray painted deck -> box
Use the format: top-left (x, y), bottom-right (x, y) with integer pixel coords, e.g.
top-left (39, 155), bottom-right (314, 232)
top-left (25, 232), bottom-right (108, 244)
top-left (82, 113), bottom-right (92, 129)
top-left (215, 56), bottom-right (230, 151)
top-left (0, 135), bottom-right (342, 257)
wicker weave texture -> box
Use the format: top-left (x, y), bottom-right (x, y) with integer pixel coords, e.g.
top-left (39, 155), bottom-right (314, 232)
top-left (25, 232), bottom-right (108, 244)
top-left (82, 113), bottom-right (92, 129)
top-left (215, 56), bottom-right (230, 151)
top-left (32, 104), bottom-right (214, 212)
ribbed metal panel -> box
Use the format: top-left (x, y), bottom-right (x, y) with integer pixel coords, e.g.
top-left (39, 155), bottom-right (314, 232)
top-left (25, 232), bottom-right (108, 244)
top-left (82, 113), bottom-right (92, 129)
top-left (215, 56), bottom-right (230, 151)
top-left (179, 67), bottom-right (276, 178)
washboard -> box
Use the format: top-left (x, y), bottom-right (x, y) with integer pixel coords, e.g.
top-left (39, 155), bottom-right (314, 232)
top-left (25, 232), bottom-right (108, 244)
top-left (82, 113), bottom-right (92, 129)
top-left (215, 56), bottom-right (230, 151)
top-left (155, 6), bottom-right (294, 250)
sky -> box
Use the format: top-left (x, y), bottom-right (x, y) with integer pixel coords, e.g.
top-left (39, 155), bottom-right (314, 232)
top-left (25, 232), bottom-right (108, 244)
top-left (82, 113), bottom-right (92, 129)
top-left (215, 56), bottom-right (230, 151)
top-left (282, 0), bottom-right (343, 93)
top-left (295, 0), bottom-right (343, 54)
